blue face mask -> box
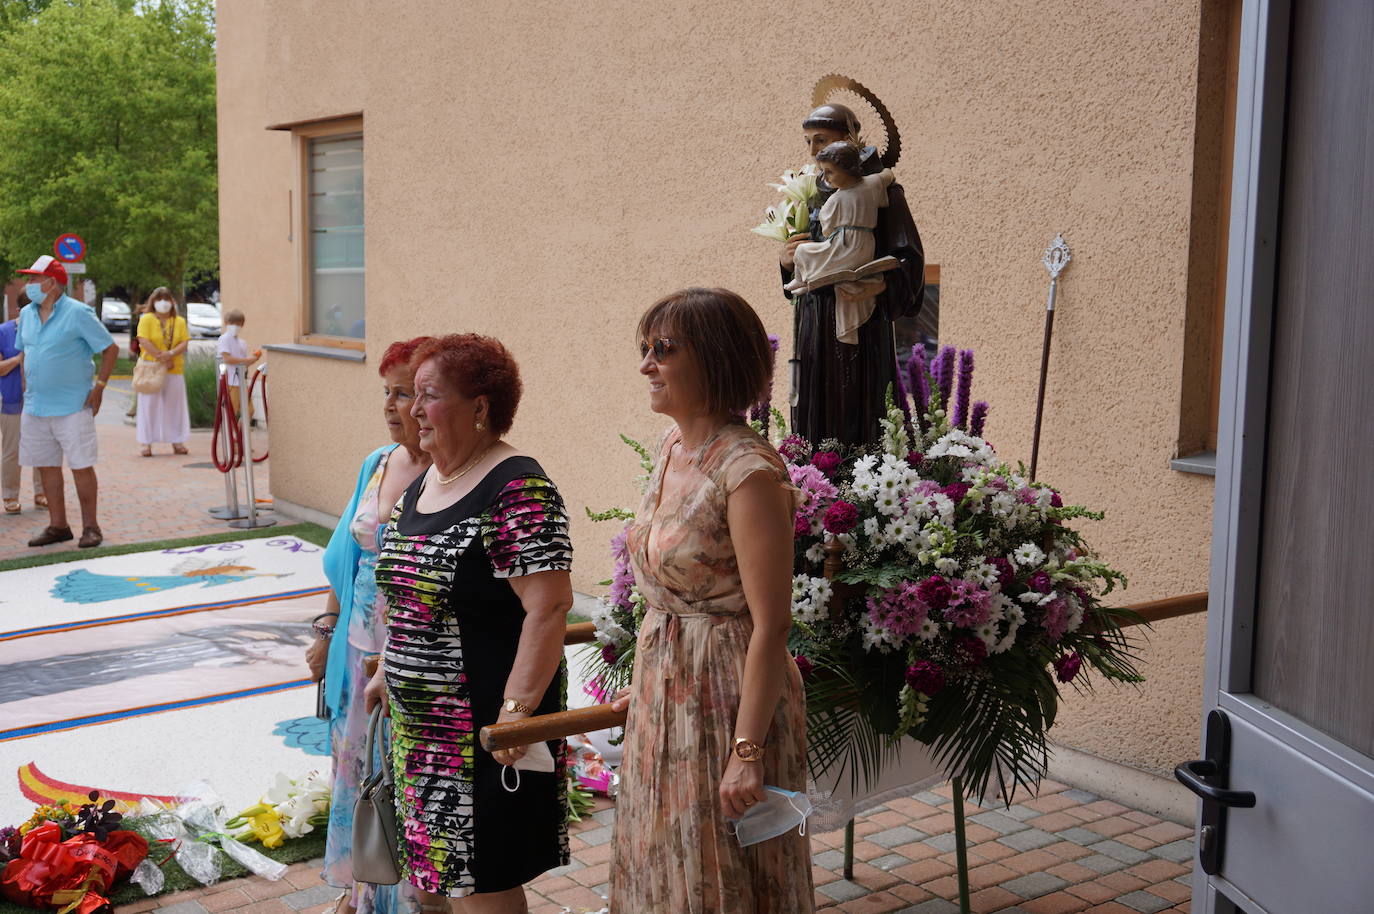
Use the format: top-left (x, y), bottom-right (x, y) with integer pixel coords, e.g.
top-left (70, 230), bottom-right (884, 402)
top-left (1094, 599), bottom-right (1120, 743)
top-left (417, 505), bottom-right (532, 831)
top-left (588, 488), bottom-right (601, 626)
top-left (727, 786), bottom-right (814, 847)
top-left (24, 282), bottom-right (45, 304)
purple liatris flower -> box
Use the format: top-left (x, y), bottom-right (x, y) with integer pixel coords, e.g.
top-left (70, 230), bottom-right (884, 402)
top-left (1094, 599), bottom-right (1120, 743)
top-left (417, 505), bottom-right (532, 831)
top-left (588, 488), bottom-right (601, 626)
top-left (767, 333), bottom-right (780, 354)
top-left (907, 348), bottom-right (931, 430)
top-left (607, 523), bottom-right (636, 612)
top-left (778, 433), bottom-right (811, 464)
top-left (794, 654), bottom-right (814, 680)
top-left (935, 345), bottom-right (957, 412)
top-left (822, 499), bottom-right (859, 534)
top-left (1029, 570), bottom-right (1053, 594)
top-left (811, 450), bottom-right (842, 476)
top-left (905, 660), bottom-right (946, 695)
top-left (1053, 651), bottom-right (1083, 683)
top-left (969, 401), bottom-right (989, 438)
top-left (953, 349), bottom-right (975, 429)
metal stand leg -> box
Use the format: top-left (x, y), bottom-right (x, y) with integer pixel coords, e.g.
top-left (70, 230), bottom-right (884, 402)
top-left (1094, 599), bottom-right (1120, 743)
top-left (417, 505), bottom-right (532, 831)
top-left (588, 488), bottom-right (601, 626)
top-left (843, 819), bottom-right (855, 880)
top-left (951, 776), bottom-right (971, 914)
top-left (228, 367), bottom-right (274, 529)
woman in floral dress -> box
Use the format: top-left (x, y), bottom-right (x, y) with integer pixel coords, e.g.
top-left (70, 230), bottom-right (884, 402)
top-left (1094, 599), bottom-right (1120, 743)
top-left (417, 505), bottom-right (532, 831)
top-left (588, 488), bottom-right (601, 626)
top-left (609, 288), bottom-right (813, 913)
top-left (311, 337), bottom-right (433, 914)
top-left (363, 334), bottom-right (573, 913)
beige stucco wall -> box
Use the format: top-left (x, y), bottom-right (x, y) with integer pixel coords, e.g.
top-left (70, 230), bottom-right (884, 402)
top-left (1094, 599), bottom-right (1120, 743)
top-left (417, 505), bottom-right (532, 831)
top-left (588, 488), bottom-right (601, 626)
top-left (216, 0), bottom-right (1214, 776)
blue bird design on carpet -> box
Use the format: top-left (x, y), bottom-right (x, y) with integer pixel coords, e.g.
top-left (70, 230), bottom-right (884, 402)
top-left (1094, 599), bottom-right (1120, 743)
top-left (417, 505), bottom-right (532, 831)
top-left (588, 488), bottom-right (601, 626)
top-left (274, 716), bottom-right (330, 755)
top-left (50, 559), bottom-right (291, 604)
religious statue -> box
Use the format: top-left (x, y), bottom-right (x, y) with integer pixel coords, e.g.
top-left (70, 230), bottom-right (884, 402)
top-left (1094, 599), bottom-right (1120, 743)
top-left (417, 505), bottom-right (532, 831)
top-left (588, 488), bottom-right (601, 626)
top-left (780, 76), bottom-right (926, 446)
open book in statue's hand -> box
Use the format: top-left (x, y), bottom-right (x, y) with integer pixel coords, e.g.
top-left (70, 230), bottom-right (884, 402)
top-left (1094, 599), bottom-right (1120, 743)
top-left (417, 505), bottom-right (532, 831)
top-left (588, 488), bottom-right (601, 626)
top-left (793, 255), bottom-right (901, 293)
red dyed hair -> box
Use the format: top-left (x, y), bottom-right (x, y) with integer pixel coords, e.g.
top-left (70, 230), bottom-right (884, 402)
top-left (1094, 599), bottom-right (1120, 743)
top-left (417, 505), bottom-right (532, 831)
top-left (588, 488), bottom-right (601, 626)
top-left (412, 333), bottom-right (523, 435)
top-left (377, 336), bottom-right (436, 377)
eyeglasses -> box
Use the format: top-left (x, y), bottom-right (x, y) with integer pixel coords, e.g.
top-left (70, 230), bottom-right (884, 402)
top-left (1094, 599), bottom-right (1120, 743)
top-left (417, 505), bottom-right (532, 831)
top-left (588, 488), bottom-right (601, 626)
top-left (639, 337), bottom-right (679, 362)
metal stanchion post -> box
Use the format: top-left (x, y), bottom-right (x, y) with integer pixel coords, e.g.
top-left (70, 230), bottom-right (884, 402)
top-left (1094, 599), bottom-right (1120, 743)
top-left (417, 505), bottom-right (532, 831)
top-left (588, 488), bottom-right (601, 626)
top-left (208, 360), bottom-right (247, 520)
top-left (229, 363), bottom-right (274, 529)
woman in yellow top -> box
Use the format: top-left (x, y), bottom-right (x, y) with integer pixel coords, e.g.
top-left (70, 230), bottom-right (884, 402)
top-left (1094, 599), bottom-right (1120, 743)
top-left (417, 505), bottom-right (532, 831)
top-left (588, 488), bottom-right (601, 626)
top-left (135, 287), bottom-right (192, 457)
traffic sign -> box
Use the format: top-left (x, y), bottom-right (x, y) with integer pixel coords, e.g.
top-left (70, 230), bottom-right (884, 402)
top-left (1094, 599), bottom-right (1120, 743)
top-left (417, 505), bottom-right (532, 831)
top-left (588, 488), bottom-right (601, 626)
top-left (64, 262), bottom-right (87, 274)
top-left (53, 233), bottom-right (86, 262)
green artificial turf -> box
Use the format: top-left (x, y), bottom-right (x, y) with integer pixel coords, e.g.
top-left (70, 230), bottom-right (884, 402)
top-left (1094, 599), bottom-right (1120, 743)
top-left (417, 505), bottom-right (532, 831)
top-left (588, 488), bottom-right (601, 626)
top-left (0, 522), bottom-right (332, 574)
top-left (0, 830), bottom-right (326, 914)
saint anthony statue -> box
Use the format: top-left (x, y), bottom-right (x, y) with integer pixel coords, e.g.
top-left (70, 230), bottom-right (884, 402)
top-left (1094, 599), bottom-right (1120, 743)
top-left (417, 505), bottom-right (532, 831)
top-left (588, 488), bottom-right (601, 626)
top-left (781, 93), bottom-right (925, 446)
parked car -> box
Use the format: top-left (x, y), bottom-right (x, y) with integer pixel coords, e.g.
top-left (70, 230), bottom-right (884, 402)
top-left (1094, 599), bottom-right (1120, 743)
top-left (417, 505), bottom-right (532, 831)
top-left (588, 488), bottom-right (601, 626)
top-left (186, 302), bottom-right (222, 339)
top-left (100, 299), bottom-right (131, 332)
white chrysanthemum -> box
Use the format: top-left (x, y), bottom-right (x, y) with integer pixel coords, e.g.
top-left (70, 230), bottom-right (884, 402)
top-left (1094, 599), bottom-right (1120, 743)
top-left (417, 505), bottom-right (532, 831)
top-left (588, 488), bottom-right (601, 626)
top-left (918, 618), bottom-right (940, 641)
top-left (853, 454), bottom-right (878, 475)
top-left (1066, 603), bottom-right (1084, 634)
top-left (1013, 542), bottom-right (1046, 566)
top-left (934, 556), bottom-right (959, 575)
top-left (804, 542), bottom-right (827, 564)
top-left (811, 577), bottom-right (833, 604)
top-left (966, 563), bottom-right (1001, 587)
top-left (836, 532), bottom-right (859, 555)
top-left (976, 622), bottom-right (998, 646)
top-left (851, 474), bottom-right (878, 501)
top-left (989, 592), bottom-right (1015, 621)
top-left (1006, 605), bottom-right (1026, 625)
top-left (990, 491), bottom-right (1017, 517)
top-left (1035, 487), bottom-right (1056, 509)
top-left (875, 490), bottom-right (902, 516)
top-left (929, 493), bottom-right (955, 520)
top-left (863, 516), bottom-right (881, 538)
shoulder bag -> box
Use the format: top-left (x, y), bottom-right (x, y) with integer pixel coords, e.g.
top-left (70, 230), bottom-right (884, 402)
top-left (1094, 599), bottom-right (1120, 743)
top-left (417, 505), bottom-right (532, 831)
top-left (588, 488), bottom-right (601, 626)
top-left (351, 705), bottom-right (402, 885)
top-left (131, 357), bottom-right (167, 395)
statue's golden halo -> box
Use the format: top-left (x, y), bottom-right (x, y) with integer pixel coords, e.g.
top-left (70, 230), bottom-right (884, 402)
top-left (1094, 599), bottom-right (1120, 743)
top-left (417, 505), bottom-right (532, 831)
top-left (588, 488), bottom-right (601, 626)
top-left (811, 74), bottom-right (902, 169)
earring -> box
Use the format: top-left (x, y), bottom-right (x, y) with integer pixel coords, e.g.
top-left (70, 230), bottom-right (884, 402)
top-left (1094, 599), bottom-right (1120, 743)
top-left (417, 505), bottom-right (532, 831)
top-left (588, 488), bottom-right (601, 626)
top-left (475, 421), bottom-right (484, 431)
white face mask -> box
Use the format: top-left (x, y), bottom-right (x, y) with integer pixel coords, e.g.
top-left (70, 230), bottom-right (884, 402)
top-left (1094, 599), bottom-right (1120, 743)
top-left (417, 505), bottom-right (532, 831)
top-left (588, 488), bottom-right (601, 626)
top-left (223, 325), bottom-right (239, 338)
top-left (154, 299), bottom-right (173, 314)
top-left (727, 786), bottom-right (814, 846)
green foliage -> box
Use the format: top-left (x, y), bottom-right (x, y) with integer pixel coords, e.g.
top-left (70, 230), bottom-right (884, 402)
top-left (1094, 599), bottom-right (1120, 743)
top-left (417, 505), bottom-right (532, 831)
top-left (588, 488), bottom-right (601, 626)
top-left (182, 353), bottom-right (217, 427)
top-left (804, 654), bottom-right (903, 794)
top-left (585, 505), bottom-right (634, 523)
top-left (0, 0), bottom-right (217, 295)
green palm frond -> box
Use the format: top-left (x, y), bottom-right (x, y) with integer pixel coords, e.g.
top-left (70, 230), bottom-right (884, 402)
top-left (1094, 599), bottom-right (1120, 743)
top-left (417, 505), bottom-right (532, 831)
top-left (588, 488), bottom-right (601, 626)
top-left (805, 656), bottom-right (903, 794)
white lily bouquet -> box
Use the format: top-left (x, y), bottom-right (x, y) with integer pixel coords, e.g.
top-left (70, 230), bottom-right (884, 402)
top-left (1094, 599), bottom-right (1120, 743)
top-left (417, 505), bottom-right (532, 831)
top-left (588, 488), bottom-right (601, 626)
top-left (751, 164), bottom-right (821, 241)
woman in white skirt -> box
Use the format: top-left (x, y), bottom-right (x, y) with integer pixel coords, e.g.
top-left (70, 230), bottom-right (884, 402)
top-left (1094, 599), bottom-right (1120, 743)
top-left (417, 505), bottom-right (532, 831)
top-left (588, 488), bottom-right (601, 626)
top-left (135, 288), bottom-right (191, 457)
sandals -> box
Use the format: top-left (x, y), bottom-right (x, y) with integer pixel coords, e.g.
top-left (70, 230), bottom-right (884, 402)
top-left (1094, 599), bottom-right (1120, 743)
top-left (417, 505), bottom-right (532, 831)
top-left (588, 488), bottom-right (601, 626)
top-left (3, 498), bottom-right (19, 515)
top-left (140, 446), bottom-right (153, 457)
top-left (173, 444), bottom-right (189, 455)
top-left (34, 493), bottom-right (47, 508)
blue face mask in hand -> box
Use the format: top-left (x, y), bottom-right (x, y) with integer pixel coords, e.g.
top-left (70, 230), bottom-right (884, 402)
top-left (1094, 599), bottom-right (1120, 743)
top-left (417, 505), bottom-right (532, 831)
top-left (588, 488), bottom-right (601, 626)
top-left (727, 786), bottom-right (814, 847)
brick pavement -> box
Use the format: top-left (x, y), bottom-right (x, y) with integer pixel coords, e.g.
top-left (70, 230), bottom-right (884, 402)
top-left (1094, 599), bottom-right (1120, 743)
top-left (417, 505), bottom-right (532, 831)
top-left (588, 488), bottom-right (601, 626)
top-left (0, 383), bottom-right (271, 561)
top-left (116, 779), bottom-right (1196, 914)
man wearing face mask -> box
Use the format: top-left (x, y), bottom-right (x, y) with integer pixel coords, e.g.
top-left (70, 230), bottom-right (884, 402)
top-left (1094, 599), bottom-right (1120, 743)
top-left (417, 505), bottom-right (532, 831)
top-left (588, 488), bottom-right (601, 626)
top-left (13, 255), bottom-right (118, 548)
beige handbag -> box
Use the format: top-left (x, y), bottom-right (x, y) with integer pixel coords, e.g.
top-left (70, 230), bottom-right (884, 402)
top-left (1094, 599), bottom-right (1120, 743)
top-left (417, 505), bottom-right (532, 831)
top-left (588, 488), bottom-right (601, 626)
top-left (131, 358), bottom-right (168, 395)
top-left (352, 706), bottom-right (401, 885)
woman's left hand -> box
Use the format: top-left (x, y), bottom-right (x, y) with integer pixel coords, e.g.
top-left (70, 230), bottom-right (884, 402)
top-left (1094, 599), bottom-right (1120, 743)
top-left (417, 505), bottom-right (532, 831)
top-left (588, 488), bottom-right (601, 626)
top-left (489, 708), bottom-right (531, 767)
top-left (719, 753), bottom-right (766, 819)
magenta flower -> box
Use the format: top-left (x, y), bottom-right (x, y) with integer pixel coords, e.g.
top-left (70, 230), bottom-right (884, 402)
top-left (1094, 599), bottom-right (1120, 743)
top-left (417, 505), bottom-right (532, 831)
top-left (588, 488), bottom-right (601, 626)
top-left (916, 574), bottom-right (953, 610)
top-left (1029, 571), bottom-right (1053, 594)
top-left (907, 452), bottom-right (924, 467)
top-left (794, 654), bottom-right (814, 680)
top-left (867, 581), bottom-right (930, 638)
top-left (600, 644), bottom-right (619, 665)
top-left (942, 482), bottom-right (970, 504)
top-left (944, 580), bottom-right (993, 627)
top-left (905, 660), bottom-right (946, 695)
top-left (794, 514), bottom-right (812, 536)
top-left (1040, 598), bottom-right (1070, 642)
top-left (822, 500), bottom-right (860, 535)
top-left (957, 635), bottom-right (988, 665)
top-left (1053, 652), bottom-right (1083, 683)
top-left (987, 556), bottom-right (1015, 587)
top-left (811, 450), bottom-right (842, 476)
top-left (778, 434), bottom-right (811, 464)
top-left (1050, 490), bottom-right (1063, 507)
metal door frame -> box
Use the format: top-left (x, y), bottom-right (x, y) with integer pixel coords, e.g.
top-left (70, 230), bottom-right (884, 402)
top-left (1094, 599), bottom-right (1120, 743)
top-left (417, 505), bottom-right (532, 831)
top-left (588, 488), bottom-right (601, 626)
top-left (1200, 0), bottom-right (1374, 909)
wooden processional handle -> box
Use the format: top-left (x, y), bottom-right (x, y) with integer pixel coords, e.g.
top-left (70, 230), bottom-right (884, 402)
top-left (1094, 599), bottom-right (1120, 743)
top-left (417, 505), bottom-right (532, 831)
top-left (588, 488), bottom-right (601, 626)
top-left (480, 703), bottom-right (628, 752)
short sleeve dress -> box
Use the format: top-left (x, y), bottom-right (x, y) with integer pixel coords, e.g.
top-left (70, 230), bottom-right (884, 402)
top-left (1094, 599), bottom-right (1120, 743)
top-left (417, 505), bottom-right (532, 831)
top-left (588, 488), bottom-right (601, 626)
top-left (609, 422), bottom-right (814, 914)
top-left (375, 456), bottom-right (573, 898)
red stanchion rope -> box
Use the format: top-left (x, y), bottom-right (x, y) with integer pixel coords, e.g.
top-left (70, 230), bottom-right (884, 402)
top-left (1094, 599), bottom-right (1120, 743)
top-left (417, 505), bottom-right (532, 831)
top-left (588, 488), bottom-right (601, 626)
top-left (249, 367), bottom-right (268, 463)
top-left (211, 371), bottom-right (243, 473)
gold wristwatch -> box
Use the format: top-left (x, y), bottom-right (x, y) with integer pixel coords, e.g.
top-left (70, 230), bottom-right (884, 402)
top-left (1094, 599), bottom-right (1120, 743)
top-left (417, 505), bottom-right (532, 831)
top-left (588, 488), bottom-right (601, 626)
top-left (502, 697), bottom-right (534, 714)
top-left (733, 737), bottom-right (766, 762)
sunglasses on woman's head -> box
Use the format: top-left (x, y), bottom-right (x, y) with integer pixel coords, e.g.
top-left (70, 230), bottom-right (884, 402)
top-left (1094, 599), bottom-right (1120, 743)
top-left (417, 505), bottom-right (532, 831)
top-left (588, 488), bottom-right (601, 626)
top-left (639, 337), bottom-right (679, 361)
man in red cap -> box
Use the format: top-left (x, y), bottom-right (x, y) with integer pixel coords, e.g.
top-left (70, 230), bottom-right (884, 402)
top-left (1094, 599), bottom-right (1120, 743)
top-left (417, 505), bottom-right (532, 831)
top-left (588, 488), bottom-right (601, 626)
top-left (13, 255), bottom-right (118, 547)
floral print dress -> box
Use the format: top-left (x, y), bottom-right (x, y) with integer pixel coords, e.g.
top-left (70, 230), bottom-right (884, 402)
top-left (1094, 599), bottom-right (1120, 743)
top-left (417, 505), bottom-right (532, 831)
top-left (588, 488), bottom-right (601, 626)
top-left (609, 422), bottom-right (814, 914)
top-left (375, 456), bottom-right (572, 898)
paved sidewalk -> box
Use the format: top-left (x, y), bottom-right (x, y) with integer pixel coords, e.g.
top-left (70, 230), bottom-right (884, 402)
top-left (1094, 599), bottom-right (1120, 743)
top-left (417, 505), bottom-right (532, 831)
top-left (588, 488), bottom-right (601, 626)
top-left (0, 385), bottom-right (270, 561)
top-left (115, 779), bottom-right (1195, 914)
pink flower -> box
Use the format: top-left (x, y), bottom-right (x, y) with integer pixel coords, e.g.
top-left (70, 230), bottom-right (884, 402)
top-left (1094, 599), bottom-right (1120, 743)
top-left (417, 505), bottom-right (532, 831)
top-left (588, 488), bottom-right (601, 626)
top-left (1029, 571), bottom-right (1053, 594)
top-left (943, 579), bottom-right (993, 627)
top-left (600, 644), bottom-right (619, 665)
top-left (1040, 598), bottom-right (1070, 642)
top-left (1053, 651), bottom-right (1083, 682)
top-left (822, 500), bottom-right (859, 534)
top-left (794, 654), bottom-right (814, 680)
top-left (778, 434), bottom-right (811, 464)
top-left (866, 582), bottom-right (929, 638)
top-left (916, 575), bottom-right (952, 610)
top-left (905, 660), bottom-right (945, 695)
top-left (957, 635), bottom-right (988, 665)
top-left (907, 452), bottom-right (924, 467)
top-left (1050, 490), bottom-right (1063, 507)
top-left (794, 514), bottom-right (812, 536)
top-left (986, 557), bottom-right (1015, 587)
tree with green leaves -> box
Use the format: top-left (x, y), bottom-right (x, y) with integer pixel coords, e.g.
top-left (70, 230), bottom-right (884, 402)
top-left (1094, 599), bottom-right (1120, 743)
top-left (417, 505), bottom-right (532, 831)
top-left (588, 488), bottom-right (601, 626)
top-left (0, 0), bottom-right (216, 302)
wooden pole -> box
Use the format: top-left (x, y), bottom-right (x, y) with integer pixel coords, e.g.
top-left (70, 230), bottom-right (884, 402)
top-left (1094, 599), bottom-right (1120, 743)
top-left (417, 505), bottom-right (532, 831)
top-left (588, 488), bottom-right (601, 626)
top-left (951, 776), bottom-right (972, 914)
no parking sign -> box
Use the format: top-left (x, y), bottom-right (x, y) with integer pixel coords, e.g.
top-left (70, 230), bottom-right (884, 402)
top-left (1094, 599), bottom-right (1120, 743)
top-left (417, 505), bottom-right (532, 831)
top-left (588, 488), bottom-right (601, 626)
top-left (53, 233), bottom-right (85, 262)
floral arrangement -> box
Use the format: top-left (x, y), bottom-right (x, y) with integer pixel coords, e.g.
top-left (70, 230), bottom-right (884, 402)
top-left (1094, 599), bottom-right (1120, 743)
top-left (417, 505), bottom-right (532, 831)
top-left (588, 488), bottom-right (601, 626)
top-left (750, 165), bottom-right (820, 242)
top-left (586, 344), bottom-right (1144, 802)
top-left (226, 771), bottom-right (330, 849)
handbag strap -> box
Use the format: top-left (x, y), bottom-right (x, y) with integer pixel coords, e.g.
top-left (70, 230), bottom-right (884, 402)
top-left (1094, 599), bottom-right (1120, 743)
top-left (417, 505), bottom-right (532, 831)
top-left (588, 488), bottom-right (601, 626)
top-left (364, 706), bottom-right (393, 787)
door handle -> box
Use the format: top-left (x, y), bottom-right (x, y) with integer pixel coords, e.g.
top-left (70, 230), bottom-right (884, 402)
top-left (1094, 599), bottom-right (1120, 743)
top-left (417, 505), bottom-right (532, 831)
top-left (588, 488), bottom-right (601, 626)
top-left (1174, 709), bottom-right (1253, 875)
top-left (1175, 759), bottom-right (1256, 808)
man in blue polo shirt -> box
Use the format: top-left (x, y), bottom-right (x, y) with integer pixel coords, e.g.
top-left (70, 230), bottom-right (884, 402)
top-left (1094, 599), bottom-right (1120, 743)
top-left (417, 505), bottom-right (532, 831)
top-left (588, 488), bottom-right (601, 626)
top-left (15, 255), bottom-right (118, 548)
top-left (0, 284), bottom-right (45, 514)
